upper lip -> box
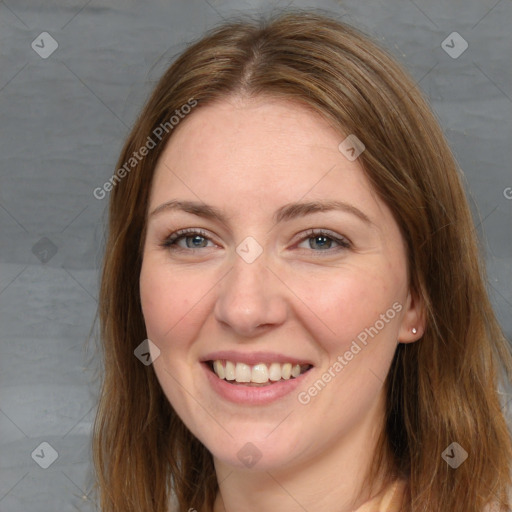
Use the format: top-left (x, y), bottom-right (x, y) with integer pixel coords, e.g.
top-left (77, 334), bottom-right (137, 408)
top-left (201, 350), bottom-right (314, 367)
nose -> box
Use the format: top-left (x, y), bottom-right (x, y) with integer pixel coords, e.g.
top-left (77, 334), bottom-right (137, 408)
top-left (213, 252), bottom-right (288, 339)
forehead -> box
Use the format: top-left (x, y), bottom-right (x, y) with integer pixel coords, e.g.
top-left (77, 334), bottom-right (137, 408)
top-left (149, 96), bottom-right (382, 220)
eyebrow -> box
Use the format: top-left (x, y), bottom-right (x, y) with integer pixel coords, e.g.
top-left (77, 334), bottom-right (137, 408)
top-left (149, 199), bottom-right (373, 226)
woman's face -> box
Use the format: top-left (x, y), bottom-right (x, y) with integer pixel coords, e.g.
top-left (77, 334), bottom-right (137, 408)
top-left (139, 96), bottom-right (422, 472)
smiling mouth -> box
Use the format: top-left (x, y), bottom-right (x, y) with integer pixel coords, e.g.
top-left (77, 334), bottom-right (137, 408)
top-left (207, 360), bottom-right (313, 386)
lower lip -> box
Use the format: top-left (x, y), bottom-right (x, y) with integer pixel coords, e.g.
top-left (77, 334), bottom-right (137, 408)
top-left (202, 363), bottom-right (311, 405)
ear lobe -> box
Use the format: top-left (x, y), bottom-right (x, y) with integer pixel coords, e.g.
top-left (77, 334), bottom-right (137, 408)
top-left (398, 289), bottom-right (426, 343)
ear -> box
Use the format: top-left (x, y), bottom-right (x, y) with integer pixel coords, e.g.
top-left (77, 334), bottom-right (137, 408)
top-left (397, 288), bottom-right (426, 343)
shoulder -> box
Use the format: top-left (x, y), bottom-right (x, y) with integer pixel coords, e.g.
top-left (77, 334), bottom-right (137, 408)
top-left (383, 479), bottom-right (407, 511)
top-left (355, 478), bottom-right (407, 511)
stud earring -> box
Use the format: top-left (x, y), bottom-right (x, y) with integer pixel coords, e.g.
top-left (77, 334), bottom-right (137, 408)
top-left (412, 327), bottom-right (417, 334)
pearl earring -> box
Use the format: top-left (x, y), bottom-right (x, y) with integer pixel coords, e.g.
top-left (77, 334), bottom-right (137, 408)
top-left (412, 328), bottom-right (417, 334)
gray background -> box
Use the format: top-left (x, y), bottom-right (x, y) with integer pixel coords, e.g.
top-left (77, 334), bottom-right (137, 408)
top-left (0, 0), bottom-right (511, 510)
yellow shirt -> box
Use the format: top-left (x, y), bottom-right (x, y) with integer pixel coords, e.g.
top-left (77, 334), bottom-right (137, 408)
top-left (353, 479), bottom-right (406, 512)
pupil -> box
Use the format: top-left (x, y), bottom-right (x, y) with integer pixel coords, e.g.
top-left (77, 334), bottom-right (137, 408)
top-left (188, 235), bottom-right (206, 248)
top-left (313, 235), bottom-right (330, 249)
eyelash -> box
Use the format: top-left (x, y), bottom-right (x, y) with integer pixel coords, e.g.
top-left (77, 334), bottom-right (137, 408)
top-left (160, 228), bottom-right (351, 254)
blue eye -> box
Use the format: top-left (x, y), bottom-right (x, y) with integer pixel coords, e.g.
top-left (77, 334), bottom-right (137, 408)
top-left (161, 228), bottom-right (351, 254)
top-left (161, 228), bottom-right (212, 250)
top-left (297, 229), bottom-right (351, 251)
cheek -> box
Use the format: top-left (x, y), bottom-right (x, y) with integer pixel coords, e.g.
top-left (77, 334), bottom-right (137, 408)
top-left (293, 266), bottom-right (404, 350)
top-left (292, 270), bottom-right (403, 418)
top-left (139, 259), bottom-right (198, 348)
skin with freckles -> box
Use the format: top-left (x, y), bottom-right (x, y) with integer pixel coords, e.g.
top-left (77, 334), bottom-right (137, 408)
top-left (139, 96), bottom-right (424, 512)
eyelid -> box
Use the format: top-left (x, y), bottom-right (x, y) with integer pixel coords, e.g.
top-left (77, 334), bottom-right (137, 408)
top-left (293, 228), bottom-right (351, 249)
top-left (161, 227), bottom-right (351, 254)
top-left (161, 228), bottom-right (216, 249)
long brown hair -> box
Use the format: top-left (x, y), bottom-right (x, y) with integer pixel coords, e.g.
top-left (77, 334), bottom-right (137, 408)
top-left (91, 10), bottom-right (512, 512)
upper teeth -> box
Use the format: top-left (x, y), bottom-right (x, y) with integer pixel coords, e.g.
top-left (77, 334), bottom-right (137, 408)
top-left (212, 360), bottom-right (308, 383)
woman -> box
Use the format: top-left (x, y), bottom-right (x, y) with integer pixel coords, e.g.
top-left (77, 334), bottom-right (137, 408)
top-left (92, 10), bottom-right (512, 512)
